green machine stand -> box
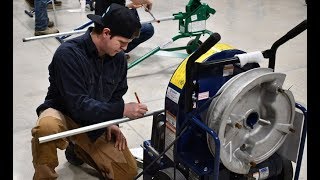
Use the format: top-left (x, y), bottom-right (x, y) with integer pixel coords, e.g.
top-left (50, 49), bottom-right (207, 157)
top-left (127, 0), bottom-right (216, 69)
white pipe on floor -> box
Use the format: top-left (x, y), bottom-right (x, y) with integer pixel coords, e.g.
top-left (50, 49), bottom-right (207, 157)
top-left (22, 29), bottom-right (87, 42)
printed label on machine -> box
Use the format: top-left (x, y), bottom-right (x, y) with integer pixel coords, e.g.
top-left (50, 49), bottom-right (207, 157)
top-left (188, 20), bottom-right (206, 32)
top-left (166, 87), bottom-right (180, 104)
top-left (164, 111), bottom-right (177, 161)
top-left (191, 14), bottom-right (198, 21)
top-left (198, 91), bottom-right (209, 100)
top-left (223, 64), bottom-right (234, 76)
top-left (259, 167), bottom-right (269, 179)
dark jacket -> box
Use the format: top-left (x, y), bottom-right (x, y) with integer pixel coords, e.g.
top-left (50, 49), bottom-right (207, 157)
top-left (36, 27), bottom-right (128, 141)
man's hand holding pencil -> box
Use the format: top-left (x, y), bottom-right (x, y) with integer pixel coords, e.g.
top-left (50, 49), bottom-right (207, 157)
top-left (123, 92), bottom-right (148, 119)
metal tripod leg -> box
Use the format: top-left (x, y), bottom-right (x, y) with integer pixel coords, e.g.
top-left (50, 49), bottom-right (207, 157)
top-left (127, 30), bottom-right (213, 70)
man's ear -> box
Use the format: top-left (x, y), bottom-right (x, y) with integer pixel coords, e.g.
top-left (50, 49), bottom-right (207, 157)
top-left (103, 28), bottom-right (111, 37)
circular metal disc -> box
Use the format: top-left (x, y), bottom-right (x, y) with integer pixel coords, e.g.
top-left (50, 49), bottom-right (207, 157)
top-left (206, 68), bottom-right (295, 174)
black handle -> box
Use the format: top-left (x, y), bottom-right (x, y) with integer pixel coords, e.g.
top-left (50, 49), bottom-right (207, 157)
top-left (263, 19), bottom-right (307, 69)
top-left (185, 33), bottom-right (221, 113)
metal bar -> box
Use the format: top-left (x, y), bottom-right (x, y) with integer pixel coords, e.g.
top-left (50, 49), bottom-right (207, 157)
top-left (141, 16), bottom-right (174, 24)
top-left (185, 33), bottom-right (221, 112)
top-left (51, 0), bottom-right (58, 25)
top-left (267, 19), bottom-right (307, 70)
top-left (127, 31), bottom-right (204, 70)
top-left (22, 16), bottom-right (175, 42)
top-left (22, 29), bottom-right (87, 42)
top-left (127, 33), bottom-right (180, 69)
top-left (294, 103), bottom-right (307, 180)
top-left (191, 116), bottom-right (220, 180)
top-left (134, 125), bottom-right (189, 180)
top-left (39, 109), bottom-right (164, 144)
top-left (127, 46), bottom-right (161, 69)
top-left (60, 21), bottom-right (94, 40)
top-left (143, 4), bottom-right (159, 23)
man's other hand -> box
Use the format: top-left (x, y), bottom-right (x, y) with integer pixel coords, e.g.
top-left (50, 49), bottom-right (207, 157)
top-left (106, 125), bottom-right (127, 151)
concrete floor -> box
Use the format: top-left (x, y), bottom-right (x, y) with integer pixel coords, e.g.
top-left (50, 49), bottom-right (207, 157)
top-left (13, 0), bottom-right (307, 179)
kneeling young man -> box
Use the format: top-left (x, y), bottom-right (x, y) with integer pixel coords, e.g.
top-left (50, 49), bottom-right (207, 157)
top-left (31, 3), bottom-right (148, 180)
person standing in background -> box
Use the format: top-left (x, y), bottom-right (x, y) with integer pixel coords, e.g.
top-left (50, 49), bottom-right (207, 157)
top-left (33, 0), bottom-right (61, 35)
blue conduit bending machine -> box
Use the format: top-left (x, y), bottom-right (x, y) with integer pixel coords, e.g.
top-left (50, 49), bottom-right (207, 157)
top-left (137, 20), bottom-right (307, 180)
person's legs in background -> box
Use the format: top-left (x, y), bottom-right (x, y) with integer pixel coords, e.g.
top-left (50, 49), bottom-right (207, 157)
top-left (34, 0), bottom-right (59, 36)
top-left (47, 0), bottom-right (62, 9)
top-left (26, 0), bottom-right (62, 8)
top-left (125, 23), bottom-right (155, 53)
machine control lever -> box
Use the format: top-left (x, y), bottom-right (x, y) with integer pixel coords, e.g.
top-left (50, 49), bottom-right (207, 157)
top-left (185, 33), bottom-right (221, 112)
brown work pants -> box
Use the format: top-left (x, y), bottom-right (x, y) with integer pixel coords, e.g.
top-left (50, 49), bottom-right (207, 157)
top-left (31, 108), bottom-right (138, 180)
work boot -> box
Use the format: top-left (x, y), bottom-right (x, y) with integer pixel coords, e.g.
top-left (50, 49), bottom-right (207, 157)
top-left (65, 143), bottom-right (84, 166)
top-left (34, 27), bottom-right (59, 36)
top-left (48, 21), bottom-right (54, 28)
top-left (54, 0), bottom-right (62, 6)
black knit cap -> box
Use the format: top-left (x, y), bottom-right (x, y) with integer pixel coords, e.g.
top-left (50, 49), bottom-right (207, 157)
top-left (87, 3), bottom-right (141, 39)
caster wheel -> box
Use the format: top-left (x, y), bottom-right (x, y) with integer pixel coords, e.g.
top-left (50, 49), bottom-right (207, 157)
top-left (186, 39), bottom-right (202, 54)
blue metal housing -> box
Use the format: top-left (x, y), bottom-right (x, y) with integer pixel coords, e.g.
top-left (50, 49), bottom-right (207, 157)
top-left (164, 49), bottom-right (248, 178)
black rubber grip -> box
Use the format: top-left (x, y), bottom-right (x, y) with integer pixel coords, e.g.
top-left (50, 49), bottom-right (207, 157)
top-left (188, 33), bottom-right (221, 64)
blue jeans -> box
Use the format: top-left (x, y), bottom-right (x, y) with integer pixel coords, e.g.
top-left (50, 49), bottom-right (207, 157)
top-left (34, 0), bottom-right (49, 31)
top-left (125, 23), bottom-right (154, 53)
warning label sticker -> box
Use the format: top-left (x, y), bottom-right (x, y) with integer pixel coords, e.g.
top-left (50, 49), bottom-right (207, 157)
top-left (166, 86), bottom-right (180, 104)
top-left (165, 111), bottom-right (177, 161)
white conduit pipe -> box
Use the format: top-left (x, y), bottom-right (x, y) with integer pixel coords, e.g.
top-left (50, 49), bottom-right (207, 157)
top-left (39, 109), bottom-right (164, 144)
top-left (22, 16), bottom-right (175, 42)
